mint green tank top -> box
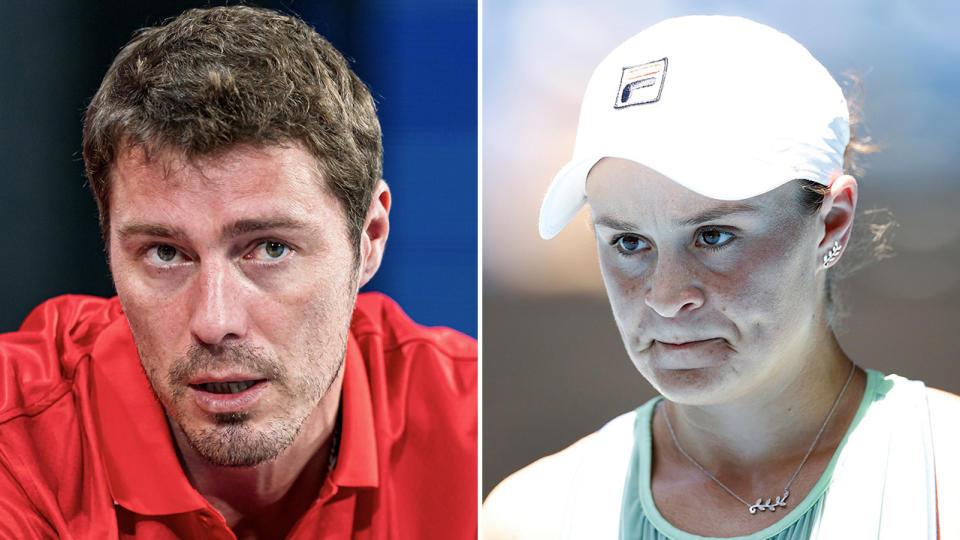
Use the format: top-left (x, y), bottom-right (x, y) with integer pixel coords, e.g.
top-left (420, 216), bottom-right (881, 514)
top-left (617, 369), bottom-right (936, 539)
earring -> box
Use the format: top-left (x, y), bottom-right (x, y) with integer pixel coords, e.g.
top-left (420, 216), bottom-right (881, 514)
top-left (822, 240), bottom-right (842, 267)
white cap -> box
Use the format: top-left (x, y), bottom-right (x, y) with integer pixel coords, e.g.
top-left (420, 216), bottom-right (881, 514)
top-left (539, 15), bottom-right (850, 239)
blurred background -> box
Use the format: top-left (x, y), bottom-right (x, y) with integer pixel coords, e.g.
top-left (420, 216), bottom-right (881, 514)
top-left (0, 0), bottom-right (477, 337)
top-left (483, 1), bottom-right (960, 496)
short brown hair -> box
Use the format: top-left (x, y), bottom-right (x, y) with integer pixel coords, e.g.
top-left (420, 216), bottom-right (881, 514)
top-left (82, 6), bottom-right (382, 252)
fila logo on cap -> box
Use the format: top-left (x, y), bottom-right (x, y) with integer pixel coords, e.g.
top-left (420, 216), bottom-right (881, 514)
top-left (614, 58), bottom-right (667, 109)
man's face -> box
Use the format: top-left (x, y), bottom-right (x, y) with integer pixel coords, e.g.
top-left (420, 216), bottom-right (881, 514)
top-left (586, 158), bottom-right (824, 406)
top-left (109, 144), bottom-right (358, 467)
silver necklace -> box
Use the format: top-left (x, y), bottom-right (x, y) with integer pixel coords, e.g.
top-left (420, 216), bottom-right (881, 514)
top-left (661, 362), bottom-right (856, 515)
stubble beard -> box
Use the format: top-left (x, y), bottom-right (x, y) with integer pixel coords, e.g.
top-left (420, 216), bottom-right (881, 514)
top-left (140, 337), bottom-right (346, 468)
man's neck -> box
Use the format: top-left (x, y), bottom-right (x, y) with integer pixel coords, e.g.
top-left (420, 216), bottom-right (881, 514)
top-left (170, 369), bottom-right (344, 533)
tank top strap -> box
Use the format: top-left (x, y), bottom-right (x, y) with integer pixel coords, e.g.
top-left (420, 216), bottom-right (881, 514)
top-left (814, 371), bottom-right (937, 539)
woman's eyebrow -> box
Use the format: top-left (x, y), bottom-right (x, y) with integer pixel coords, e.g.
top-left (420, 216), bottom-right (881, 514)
top-left (595, 203), bottom-right (760, 231)
top-left (675, 203), bottom-right (759, 226)
top-left (595, 216), bottom-right (641, 231)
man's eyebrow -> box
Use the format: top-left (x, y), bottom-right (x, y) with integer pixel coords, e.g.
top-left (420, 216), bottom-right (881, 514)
top-left (116, 223), bottom-right (188, 241)
top-left (675, 203), bottom-right (759, 227)
top-left (116, 218), bottom-right (313, 242)
top-left (221, 217), bottom-right (313, 238)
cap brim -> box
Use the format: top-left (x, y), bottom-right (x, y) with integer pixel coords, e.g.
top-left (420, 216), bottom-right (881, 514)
top-left (538, 156), bottom-right (599, 239)
top-left (539, 143), bottom-right (841, 240)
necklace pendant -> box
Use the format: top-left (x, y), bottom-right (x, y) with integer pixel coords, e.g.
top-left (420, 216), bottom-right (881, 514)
top-left (748, 490), bottom-right (789, 515)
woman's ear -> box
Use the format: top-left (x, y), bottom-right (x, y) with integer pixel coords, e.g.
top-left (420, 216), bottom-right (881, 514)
top-left (817, 174), bottom-right (858, 270)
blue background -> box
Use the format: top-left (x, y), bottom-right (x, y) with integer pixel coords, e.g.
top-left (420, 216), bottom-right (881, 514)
top-left (0, 0), bottom-right (477, 337)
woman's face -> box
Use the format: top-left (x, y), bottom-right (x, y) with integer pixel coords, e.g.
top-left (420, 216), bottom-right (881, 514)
top-left (586, 158), bottom-right (827, 405)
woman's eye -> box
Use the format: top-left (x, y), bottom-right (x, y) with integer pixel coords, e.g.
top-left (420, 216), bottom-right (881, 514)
top-left (697, 229), bottom-right (735, 248)
top-left (614, 235), bottom-right (648, 254)
top-left (147, 244), bottom-right (182, 264)
top-left (249, 241), bottom-right (291, 261)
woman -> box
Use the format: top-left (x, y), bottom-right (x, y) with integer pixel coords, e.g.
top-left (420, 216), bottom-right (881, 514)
top-left (483, 16), bottom-right (958, 539)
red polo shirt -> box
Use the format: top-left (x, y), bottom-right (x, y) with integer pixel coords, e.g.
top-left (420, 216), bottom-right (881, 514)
top-left (0, 293), bottom-right (477, 539)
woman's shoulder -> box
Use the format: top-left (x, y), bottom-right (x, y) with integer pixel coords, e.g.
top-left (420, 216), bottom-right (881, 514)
top-left (926, 385), bottom-right (960, 416)
top-left (922, 386), bottom-right (959, 460)
top-left (482, 409), bottom-right (642, 539)
top-left (926, 385), bottom-right (960, 411)
top-left (482, 433), bottom-right (596, 540)
top-left (925, 387), bottom-right (960, 539)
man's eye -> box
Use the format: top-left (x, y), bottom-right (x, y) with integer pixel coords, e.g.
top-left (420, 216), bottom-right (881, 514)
top-left (265, 241), bottom-right (287, 258)
top-left (697, 229), bottom-right (735, 248)
top-left (614, 234), bottom-right (648, 254)
top-left (148, 244), bottom-right (181, 264)
top-left (249, 241), bottom-right (291, 261)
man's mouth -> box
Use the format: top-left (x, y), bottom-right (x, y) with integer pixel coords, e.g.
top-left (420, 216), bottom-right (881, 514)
top-left (187, 378), bottom-right (271, 414)
top-left (192, 380), bottom-right (265, 394)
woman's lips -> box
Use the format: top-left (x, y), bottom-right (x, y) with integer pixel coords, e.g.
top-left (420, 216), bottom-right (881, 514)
top-left (655, 338), bottom-right (723, 350)
top-left (647, 338), bottom-right (729, 369)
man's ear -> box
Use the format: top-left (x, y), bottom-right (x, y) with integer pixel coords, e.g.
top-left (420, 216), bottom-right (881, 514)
top-left (817, 174), bottom-right (858, 270)
top-left (357, 180), bottom-right (391, 288)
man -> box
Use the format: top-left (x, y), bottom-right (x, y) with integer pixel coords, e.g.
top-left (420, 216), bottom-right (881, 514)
top-left (0, 6), bottom-right (477, 539)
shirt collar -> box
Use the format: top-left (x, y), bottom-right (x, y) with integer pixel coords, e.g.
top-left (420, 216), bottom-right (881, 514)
top-left (329, 332), bottom-right (379, 488)
top-left (89, 315), bottom-right (206, 515)
top-left (89, 307), bottom-right (379, 515)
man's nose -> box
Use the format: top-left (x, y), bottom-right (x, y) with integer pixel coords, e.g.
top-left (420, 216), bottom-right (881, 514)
top-left (643, 251), bottom-right (706, 318)
top-left (189, 259), bottom-right (248, 346)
